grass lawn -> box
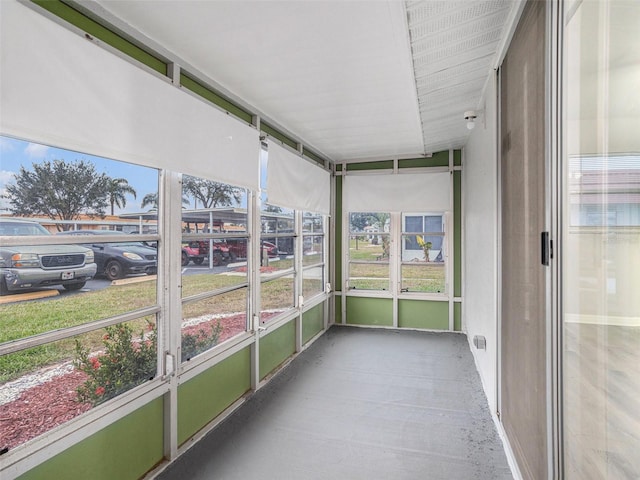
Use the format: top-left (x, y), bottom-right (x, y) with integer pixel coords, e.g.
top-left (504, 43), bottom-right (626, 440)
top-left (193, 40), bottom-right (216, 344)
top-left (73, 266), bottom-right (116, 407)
top-left (401, 263), bottom-right (446, 293)
top-left (0, 272), bottom-right (277, 384)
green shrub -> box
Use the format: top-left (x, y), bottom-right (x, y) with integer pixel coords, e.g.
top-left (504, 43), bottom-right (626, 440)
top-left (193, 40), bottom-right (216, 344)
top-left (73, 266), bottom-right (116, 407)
top-left (75, 319), bottom-right (223, 405)
top-left (75, 322), bottom-right (156, 406)
top-left (181, 321), bottom-right (223, 362)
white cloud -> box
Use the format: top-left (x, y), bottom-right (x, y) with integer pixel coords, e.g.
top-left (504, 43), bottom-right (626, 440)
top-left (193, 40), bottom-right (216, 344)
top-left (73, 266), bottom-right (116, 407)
top-left (0, 138), bottom-right (15, 152)
top-left (24, 143), bottom-right (50, 159)
top-left (0, 170), bottom-right (14, 185)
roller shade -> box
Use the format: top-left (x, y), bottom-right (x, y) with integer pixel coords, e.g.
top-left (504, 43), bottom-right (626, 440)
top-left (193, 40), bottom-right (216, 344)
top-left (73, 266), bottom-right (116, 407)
top-left (266, 140), bottom-right (330, 214)
top-left (343, 172), bottom-right (451, 212)
top-left (0, 2), bottom-right (259, 190)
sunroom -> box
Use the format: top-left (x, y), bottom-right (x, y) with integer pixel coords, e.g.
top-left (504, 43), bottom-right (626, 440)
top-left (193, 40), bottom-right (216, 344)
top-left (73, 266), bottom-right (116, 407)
top-left (0, 1), bottom-right (638, 479)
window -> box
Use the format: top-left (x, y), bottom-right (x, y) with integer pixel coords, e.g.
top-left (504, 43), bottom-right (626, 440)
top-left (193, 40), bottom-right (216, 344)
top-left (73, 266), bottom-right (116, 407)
top-left (180, 175), bottom-right (249, 362)
top-left (400, 213), bottom-right (446, 294)
top-left (0, 135), bottom-right (160, 449)
top-left (347, 212), bottom-right (390, 291)
top-left (302, 212), bottom-right (325, 299)
top-left (260, 203), bottom-right (296, 322)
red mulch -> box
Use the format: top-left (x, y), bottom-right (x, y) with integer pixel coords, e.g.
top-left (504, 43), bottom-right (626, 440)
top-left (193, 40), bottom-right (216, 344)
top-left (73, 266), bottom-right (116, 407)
top-left (0, 370), bottom-right (91, 451)
top-left (0, 314), bottom-right (253, 452)
top-left (234, 266), bottom-right (279, 274)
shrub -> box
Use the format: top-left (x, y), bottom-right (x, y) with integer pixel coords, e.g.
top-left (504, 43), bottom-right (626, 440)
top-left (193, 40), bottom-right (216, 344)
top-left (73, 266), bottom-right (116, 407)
top-left (75, 320), bottom-right (223, 405)
top-left (181, 321), bottom-right (223, 362)
top-left (75, 322), bottom-right (156, 406)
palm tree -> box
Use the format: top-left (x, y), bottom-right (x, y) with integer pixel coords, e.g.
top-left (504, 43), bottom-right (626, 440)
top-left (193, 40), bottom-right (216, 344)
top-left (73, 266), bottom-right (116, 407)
top-left (140, 192), bottom-right (190, 210)
top-left (141, 192), bottom-right (158, 210)
top-left (107, 178), bottom-right (136, 215)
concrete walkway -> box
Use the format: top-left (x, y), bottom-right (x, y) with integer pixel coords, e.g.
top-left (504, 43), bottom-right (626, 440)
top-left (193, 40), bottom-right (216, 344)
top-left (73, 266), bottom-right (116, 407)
top-left (157, 326), bottom-right (512, 480)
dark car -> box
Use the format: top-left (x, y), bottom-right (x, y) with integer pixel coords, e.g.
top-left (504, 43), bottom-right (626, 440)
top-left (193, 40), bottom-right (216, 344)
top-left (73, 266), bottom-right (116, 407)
top-left (0, 218), bottom-right (97, 293)
top-left (58, 230), bottom-right (157, 281)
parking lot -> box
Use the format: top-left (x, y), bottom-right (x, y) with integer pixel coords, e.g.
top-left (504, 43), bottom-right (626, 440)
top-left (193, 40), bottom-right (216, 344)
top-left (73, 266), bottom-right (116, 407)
top-left (0, 262), bottom-right (243, 304)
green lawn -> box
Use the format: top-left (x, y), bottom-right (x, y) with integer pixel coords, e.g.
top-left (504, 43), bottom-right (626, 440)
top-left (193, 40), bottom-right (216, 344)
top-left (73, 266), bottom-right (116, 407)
top-left (0, 273), bottom-right (260, 384)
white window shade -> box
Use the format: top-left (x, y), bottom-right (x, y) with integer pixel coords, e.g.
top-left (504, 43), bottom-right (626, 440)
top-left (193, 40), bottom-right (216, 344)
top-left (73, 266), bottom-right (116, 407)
top-left (266, 140), bottom-right (330, 214)
top-left (0, 2), bottom-right (259, 191)
top-left (343, 172), bottom-right (451, 212)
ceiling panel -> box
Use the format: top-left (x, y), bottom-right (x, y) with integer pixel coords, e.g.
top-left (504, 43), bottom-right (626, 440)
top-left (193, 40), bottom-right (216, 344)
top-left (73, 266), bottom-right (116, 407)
top-left (407, 0), bottom-right (514, 152)
top-left (92, 0), bottom-right (517, 162)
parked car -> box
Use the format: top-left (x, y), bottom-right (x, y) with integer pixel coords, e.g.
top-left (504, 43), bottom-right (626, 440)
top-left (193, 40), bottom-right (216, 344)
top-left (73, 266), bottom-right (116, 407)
top-left (58, 230), bottom-right (157, 281)
top-left (0, 218), bottom-right (97, 293)
top-left (221, 239), bottom-right (278, 261)
top-left (181, 239), bottom-right (231, 267)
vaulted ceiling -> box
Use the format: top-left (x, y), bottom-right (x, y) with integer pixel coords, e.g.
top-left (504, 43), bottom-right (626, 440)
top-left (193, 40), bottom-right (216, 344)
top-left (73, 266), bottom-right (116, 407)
top-left (86, 0), bottom-right (520, 163)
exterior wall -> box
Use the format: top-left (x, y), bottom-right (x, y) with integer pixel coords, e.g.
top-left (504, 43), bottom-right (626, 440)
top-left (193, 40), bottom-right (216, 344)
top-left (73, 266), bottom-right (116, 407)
top-left (462, 73), bottom-right (499, 414)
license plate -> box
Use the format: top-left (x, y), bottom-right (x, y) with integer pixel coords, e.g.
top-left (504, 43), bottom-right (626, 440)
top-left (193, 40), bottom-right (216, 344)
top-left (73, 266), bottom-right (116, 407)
top-left (61, 271), bottom-right (75, 280)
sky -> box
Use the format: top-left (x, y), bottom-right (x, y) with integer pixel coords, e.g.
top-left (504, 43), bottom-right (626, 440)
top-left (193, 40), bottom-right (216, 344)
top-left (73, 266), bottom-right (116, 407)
top-left (0, 135), bottom-right (273, 216)
top-left (0, 135), bottom-right (158, 215)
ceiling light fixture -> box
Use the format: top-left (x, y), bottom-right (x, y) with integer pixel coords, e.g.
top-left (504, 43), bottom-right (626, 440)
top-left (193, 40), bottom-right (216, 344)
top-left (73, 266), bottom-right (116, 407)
top-left (464, 110), bottom-right (477, 130)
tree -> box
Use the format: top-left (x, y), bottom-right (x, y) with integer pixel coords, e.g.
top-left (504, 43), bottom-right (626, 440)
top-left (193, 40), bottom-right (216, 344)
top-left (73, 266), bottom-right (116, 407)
top-left (140, 192), bottom-right (189, 210)
top-left (107, 178), bottom-right (136, 216)
top-left (141, 193), bottom-right (159, 210)
top-left (182, 176), bottom-right (241, 209)
top-left (5, 159), bottom-right (109, 231)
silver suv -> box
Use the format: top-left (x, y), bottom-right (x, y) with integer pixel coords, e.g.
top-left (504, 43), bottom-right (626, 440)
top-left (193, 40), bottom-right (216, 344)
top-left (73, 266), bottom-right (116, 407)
top-left (0, 218), bottom-right (97, 294)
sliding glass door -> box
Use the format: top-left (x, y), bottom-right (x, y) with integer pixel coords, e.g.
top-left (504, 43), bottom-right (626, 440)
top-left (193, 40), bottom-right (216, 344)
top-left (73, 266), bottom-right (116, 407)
top-left (562, 1), bottom-right (640, 478)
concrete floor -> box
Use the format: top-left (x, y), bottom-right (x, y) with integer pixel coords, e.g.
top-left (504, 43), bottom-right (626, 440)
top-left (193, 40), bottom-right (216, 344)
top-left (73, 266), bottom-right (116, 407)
top-left (157, 326), bottom-right (512, 480)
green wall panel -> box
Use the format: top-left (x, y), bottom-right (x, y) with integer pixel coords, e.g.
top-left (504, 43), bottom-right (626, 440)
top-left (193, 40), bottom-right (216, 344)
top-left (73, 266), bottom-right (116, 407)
top-left (261, 123), bottom-right (298, 150)
top-left (454, 149), bottom-right (462, 166)
top-left (32, 0), bottom-right (166, 75)
top-left (178, 348), bottom-right (251, 445)
top-left (346, 160), bottom-right (394, 171)
top-left (19, 398), bottom-right (164, 480)
top-left (454, 302), bottom-right (462, 331)
top-left (346, 297), bottom-right (393, 326)
top-left (454, 170), bottom-right (462, 297)
top-left (302, 148), bottom-right (326, 166)
top-left (335, 175), bottom-right (343, 285)
top-left (259, 321), bottom-right (296, 380)
top-left (398, 299), bottom-right (448, 330)
top-left (180, 74), bottom-right (252, 124)
top-left (302, 304), bottom-right (324, 345)
top-left (398, 151), bottom-right (449, 168)
top-left (334, 295), bottom-right (342, 324)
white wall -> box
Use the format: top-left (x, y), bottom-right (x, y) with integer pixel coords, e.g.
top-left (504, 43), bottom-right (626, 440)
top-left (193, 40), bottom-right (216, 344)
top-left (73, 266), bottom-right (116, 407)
top-left (462, 73), bottom-right (499, 414)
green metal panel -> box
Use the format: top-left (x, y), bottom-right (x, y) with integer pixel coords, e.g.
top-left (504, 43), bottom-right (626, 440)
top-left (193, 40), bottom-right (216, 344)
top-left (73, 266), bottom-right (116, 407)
top-left (32, 0), bottom-right (166, 75)
top-left (346, 297), bottom-right (393, 326)
top-left (454, 171), bottom-right (462, 297)
top-left (259, 321), bottom-right (296, 380)
top-left (334, 295), bottom-right (342, 324)
top-left (334, 175), bottom-right (343, 286)
top-left (180, 74), bottom-right (253, 124)
top-left (454, 149), bottom-right (462, 166)
top-left (398, 151), bottom-right (449, 168)
top-left (346, 160), bottom-right (394, 171)
top-left (454, 302), bottom-right (462, 331)
top-left (18, 398), bottom-right (164, 480)
top-left (336, 164), bottom-right (343, 172)
top-left (398, 299), bottom-right (449, 330)
top-left (302, 304), bottom-right (324, 345)
top-left (261, 123), bottom-right (298, 150)
top-left (177, 347), bottom-right (251, 445)
top-left (302, 148), bottom-right (326, 167)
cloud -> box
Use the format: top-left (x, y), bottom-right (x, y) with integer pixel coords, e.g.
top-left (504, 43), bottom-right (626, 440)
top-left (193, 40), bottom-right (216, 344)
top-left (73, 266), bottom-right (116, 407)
top-left (24, 143), bottom-right (50, 159)
top-left (0, 170), bottom-right (14, 184)
top-left (0, 138), bottom-right (15, 152)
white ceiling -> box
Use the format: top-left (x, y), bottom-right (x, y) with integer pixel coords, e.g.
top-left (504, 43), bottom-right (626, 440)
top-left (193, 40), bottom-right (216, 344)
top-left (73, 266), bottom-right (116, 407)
top-left (90, 0), bottom-right (519, 163)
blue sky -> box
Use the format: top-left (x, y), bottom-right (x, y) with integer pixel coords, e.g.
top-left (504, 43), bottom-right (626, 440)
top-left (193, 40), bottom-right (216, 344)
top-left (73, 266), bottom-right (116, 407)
top-left (0, 135), bottom-right (160, 215)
